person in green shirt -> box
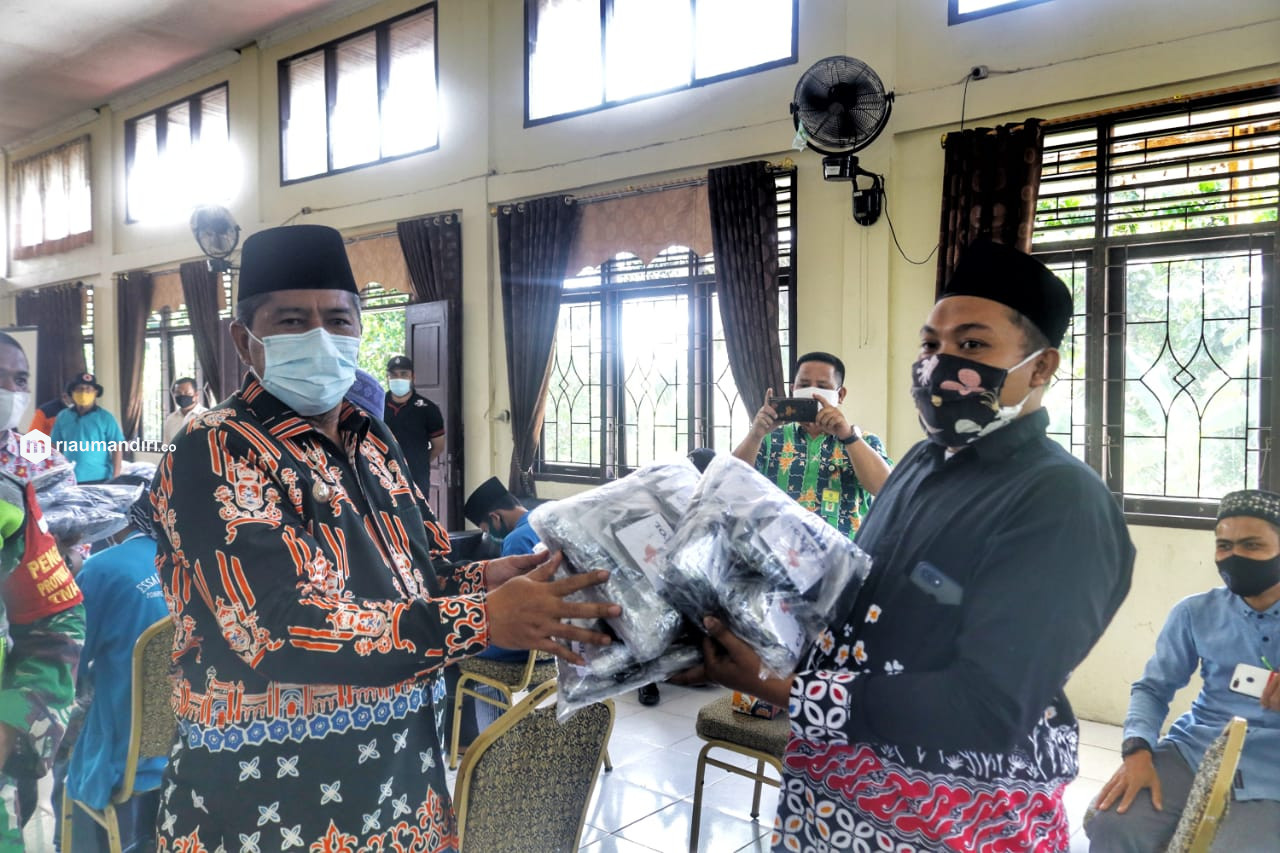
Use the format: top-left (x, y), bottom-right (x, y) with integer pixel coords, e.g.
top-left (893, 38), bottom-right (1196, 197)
top-left (733, 351), bottom-right (892, 538)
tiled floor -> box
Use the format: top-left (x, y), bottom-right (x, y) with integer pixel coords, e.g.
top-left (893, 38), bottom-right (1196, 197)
top-left (445, 684), bottom-right (1123, 852)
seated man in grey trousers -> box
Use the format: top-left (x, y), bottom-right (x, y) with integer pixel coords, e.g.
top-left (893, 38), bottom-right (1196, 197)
top-left (1086, 489), bottom-right (1280, 851)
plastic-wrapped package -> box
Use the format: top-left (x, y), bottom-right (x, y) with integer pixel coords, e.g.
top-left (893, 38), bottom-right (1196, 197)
top-left (33, 481), bottom-right (142, 543)
top-left (529, 459), bottom-right (700, 663)
top-left (663, 453), bottom-right (873, 677)
top-left (556, 638), bottom-right (701, 722)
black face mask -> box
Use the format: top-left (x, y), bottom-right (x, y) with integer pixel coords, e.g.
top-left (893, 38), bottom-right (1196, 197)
top-left (1216, 553), bottom-right (1280, 598)
top-left (175, 394), bottom-right (196, 408)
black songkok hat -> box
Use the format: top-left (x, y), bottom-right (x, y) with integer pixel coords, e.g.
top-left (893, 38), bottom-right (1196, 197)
top-left (236, 225), bottom-right (358, 303)
top-left (464, 477), bottom-right (515, 527)
top-left (941, 239), bottom-right (1073, 348)
top-left (1217, 489), bottom-right (1280, 528)
top-left (387, 355), bottom-right (413, 372)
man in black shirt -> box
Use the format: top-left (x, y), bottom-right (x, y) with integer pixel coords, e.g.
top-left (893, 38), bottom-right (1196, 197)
top-left (384, 355), bottom-right (445, 497)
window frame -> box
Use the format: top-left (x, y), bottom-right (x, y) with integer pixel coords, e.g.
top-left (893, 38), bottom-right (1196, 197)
top-left (1033, 86), bottom-right (1280, 528)
top-left (277, 3), bottom-right (440, 185)
top-left (123, 83), bottom-right (229, 225)
top-left (9, 135), bottom-right (93, 259)
top-left (523, 0), bottom-right (800, 127)
top-left (948, 0), bottom-right (1053, 25)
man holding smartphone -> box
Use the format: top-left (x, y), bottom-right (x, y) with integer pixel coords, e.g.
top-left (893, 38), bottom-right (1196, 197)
top-left (1088, 488), bottom-right (1280, 850)
top-left (732, 351), bottom-right (892, 538)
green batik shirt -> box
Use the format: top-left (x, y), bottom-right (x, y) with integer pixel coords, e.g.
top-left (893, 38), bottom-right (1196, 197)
top-left (754, 423), bottom-right (891, 539)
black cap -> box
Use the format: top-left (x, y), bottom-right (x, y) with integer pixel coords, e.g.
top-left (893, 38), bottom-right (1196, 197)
top-left (236, 225), bottom-right (358, 303)
top-left (464, 477), bottom-right (514, 527)
top-left (941, 239), bottom-right (1073, 348)
top-left (387, 355), bottom-right (413, 372)
top-left (67, 372), bottom-right (103, 396)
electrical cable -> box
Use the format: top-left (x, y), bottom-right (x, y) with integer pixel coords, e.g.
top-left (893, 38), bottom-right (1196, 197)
top-left (960, 72), bottom-right (972, 131)
top-left (881, 183), bottom-right (938, 266)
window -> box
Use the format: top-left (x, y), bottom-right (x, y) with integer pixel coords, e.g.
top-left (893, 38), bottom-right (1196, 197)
top-left (948, 0), bottom-right (1052, 24)
top-left (10, 136), bottom-right (92, 259)
top-left (356, 282), bottom-right (411, 379)
top-left (1033, 87), bottom-right (1280, 525)
top-left (539, 171), bottom-right (795, 481)
top-left (279, 5), bottom-right (438, 183)
top-left (526, 0), bottom-right (797, 124)
top-left (125, 85), bottom-right (231, 224)
top-left (140, 283), bottom-right (231, 446)
top-left (83, 284), bottom-right (95, 375)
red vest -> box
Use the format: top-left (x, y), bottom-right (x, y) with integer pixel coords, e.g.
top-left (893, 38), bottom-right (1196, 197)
top-left (5, 482), bottom-right (83, 624)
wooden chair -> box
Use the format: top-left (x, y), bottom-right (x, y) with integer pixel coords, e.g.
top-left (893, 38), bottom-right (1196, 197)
top-left (688, 695), bottom-right (789, 852)
top-left (454, 679), bottom-right (614, 853)
top-left (60, 618), bottom-right (176, 853)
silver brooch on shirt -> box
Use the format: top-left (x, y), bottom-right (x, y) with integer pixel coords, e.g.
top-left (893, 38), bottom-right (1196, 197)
top-left (312, 480), bottom-right (332, 502)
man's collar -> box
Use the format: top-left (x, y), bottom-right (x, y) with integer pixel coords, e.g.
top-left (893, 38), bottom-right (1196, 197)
top-left (238, 374), bottom-right (371, 441)
top-left (970, 407), bottom-right (1050, 461)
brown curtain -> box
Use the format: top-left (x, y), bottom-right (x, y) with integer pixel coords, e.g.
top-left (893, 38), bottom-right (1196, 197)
top-left (180, 260), bottom-right (231, 401)
top-left (497, 196), bottom-right (580, 497)
top-left (707, 161), bottom-right (785, 416)
top-left (15, 281), bottom-right (87, 404)
top-left (397, 213), bottom-right (462, 304)
top-left (117, 271), bottom-right (154, 440)
top-left (936, 118), bottom-right (1046, 294)
top-left (11, 136), bottom-right (93, 260)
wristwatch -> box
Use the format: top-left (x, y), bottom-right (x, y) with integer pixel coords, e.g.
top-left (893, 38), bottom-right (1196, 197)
top-left (1120, 736), bottom-right (1152, 758)
top-left (839, 426), bottom-right (863, 446)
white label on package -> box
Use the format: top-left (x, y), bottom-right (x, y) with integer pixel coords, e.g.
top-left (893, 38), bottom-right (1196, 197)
top-left (763, 597), bottom-right (808, 658)
top-left (614, 515), bottom-right (675, 587)
top-left (756, 514), bottom-right (829, 592)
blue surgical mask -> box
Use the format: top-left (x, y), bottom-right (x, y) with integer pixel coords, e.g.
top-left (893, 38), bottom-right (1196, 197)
top-left (388, 378), bottom-right (412, 396)
top-left (247, 326), bottom-right (360, 416)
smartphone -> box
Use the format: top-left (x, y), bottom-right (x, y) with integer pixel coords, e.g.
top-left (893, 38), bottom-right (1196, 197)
top-left (1229, 662), bottom-right (1272, 699)
top-left (770, 397), bottom-right (820, 424)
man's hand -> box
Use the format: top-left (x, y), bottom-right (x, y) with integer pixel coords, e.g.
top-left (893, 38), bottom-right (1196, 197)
top-left (1263, 670), bottom-right (1280, 712)
top-left (1095, 751), bottom-right (1163, 813)
top-left (700, 617), bottom-right (792, 707)
top-left (749, 389), bottom-right (779, 438)
top-left (485, 553), bottom-right (620, 665)
top-left (814, 398), bottom-right (852, 440)
top-left (484, 552), bottom-right (544, 590)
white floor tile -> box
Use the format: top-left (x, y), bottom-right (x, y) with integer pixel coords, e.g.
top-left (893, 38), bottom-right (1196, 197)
top-left (1077, 742), bottom-right (1122, 783)
top-left (587, 777), bottom-right (683, 833)
top-left (579, 833), bottom-right (665, 852)
top-left (1077, 718), bottom-right (1122, 750)
top-left (620, 708), bottom-right (699, 748)
top-left (615, 798), bottom-right (770, 853)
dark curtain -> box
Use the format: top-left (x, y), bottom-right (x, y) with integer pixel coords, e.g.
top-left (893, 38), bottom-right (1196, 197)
top-left (397, 213), bottom-right (463, 304)
top-left (117, 271), bottom-right (154, 440)
top-left (15, 282), bottom-right (87, 405)
top-left (707, 161), bottom-right (785, 416)
top-left (497, 196), bottom-right (580, 497)
top-left (936, 118), bottom-right (1046, 294)
top-left (179, 260), bottom-right (229, 401)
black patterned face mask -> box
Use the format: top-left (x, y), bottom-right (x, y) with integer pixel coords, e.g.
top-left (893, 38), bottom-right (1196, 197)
top-left (1216, 553), bottom-right (1280, 598)
top-left (910, 350), bottom-right (1042, 448)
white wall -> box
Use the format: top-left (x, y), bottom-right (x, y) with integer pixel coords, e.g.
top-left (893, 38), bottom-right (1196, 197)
top-left (2, 0), bottom-right (1277, 724)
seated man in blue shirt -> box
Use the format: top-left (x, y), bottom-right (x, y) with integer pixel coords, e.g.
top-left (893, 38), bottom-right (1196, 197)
top-left (1087, 488), bottom-right (1280, 851)
top-left (50, 374), bottom-right (124, 484)
top-left (63, 479), bottom-right (169, 852)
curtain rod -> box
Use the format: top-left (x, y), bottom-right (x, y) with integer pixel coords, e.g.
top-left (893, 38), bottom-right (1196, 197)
top-left (489, 157), bottom-right (795, 215)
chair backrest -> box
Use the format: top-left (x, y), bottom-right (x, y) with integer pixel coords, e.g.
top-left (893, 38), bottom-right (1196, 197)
top-left (116, 617), bottom-right (177, 803)
top-left (1166, 716), bottom-right (1248, 853)
top-left (455, 679), bottom-right (614, 853)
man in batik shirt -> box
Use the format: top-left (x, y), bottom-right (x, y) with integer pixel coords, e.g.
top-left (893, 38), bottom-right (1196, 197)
top-left (700, 241), bottom-right (1134, 852)
top-left (0, 332), bottom-right (85, 850)
top-left (734, 351), bottom-right (891, 538)
top-left (153, 225), bottom-right (617, 852)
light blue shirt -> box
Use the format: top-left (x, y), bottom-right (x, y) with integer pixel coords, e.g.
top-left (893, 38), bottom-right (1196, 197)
top-left (1123, 586), bottom-right (1280, 801)
top-left (50, 405), bottom-right (125, 483)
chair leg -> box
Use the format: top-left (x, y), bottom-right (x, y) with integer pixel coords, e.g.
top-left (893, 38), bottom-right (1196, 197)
top-left (751, 758), bottom-right (765, 819)
top-left (449, 678), bottom-right (468, 770)
top-left (603, 749), bottom-right (613, 772)
top-left (104, 802), bottom-right (123, 853)
top-left (59, 787), bottom-right (73, 853)
top-left (689, 743), bottom-right (713, 852)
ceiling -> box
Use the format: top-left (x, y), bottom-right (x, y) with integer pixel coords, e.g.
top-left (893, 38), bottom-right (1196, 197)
top-left (0, 0), bottom-right (353, 148)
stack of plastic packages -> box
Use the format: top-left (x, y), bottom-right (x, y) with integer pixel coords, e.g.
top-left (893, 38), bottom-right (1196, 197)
top-left (0, 459), bottom-right (145, 544)
top-left (663, 453), bottom-right (873, 678)
top-left (528, 459), bottom-right (703, 719)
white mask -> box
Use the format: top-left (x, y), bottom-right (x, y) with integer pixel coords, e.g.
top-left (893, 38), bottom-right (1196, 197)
top-left (247, 327), bottom-right (359, 416)
top-left (388, 378), bottom-right (412, 397)
top-left (0, 389), bottom-right (30, 433)
top-left (791, 386), bottom-right (840, 408)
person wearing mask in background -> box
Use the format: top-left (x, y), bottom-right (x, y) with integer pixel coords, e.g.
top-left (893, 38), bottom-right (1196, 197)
top-left (51, 374), bottom-right (123, 484)
top-left (696, 240), bottom-right (1134, 851)
top-left (62, 476), bottom-right (169, 853)
top-left (161, 377), bottom-right (207, 445)
top-left (0, 332), bottom-right (85, 851)
top-left (733, 351), bottom-right (892, 539)
top-left (384, 355), bottom-right (445, 498)
top-left (28, 392), bottom-right (71, 437)
top-left (1087, 489), bottom-right (1280, 851)
top-left (153, 225), bottom-right (618, 851)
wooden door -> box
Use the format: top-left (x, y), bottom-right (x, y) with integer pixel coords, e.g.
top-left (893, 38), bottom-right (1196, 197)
top-left (406, 300), bottom-right (461, 530)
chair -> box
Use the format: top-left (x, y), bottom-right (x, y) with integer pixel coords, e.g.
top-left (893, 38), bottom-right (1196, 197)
top-left (688, 695), bottom-right (789, 852)
top-left (60, 618), bottom-right (176, 853)
top-left (1165, 716), bottom-right (1248, 853)
top-left (454, 678), bottom-right (614, 853)
top-left (448, 650), bottom-right (558, 769)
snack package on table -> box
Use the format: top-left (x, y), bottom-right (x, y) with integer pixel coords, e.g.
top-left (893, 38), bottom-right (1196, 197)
top-left (663, 453), bottom-right (873, 677)
top-left (529, 459), bottom-right (701, 663)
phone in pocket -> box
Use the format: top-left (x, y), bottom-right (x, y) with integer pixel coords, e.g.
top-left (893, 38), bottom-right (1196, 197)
top-left (1229, 662), bottom-right (1272, 699)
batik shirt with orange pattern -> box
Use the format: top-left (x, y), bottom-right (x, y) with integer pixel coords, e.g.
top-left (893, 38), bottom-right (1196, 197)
top-left (153, 375), bottom-right (489, 853)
